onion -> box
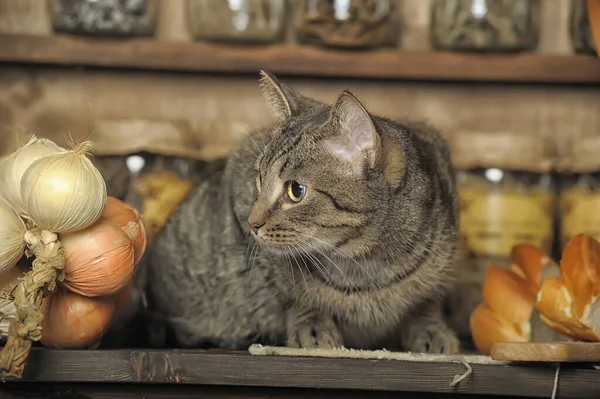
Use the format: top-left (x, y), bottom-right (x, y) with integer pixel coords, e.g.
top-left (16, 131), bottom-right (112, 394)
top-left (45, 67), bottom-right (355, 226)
top-left (103, 196), bottom-right (147, 265)
top-left (0, 135), bottom-right (65, 217)
top-left (20, 141), bottom-right (106, 233)
top-left (40, 286), bottom-right (115, 349)
top-left (60, 217), bottom-right (135, 297)
top-left (0, 199), bottom-right (27, 274)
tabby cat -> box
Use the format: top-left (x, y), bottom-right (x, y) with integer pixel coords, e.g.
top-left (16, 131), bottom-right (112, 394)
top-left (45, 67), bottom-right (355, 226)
top-left (142, 71), bottom-right (461, 353)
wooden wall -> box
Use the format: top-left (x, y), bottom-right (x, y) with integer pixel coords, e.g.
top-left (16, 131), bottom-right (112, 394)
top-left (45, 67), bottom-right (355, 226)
top-left (0, 0), bottom-right (598, 168)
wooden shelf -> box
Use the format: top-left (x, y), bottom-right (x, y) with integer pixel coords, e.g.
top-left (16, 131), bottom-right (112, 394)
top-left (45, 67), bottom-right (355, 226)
top-left (1, 34), bottom-right (599, 84)
top-left (2, 348), bottom-right (599, 398)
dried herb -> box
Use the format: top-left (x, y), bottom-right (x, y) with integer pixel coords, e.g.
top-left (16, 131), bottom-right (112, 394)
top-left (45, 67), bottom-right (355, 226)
top-left (296, 0), bottom-right (398, 49)
top-left (430, 0), bottom-right (540, 52)
top-left (50, 0), bottom-right (157, 37)
top-left (570, 0), bottom-right (597, 54)
top-left (187, 0), bottom-right (287, 44)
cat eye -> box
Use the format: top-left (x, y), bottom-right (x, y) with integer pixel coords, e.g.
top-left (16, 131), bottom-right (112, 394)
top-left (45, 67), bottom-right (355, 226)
top-left (285, 180), bottom-right (306, 203)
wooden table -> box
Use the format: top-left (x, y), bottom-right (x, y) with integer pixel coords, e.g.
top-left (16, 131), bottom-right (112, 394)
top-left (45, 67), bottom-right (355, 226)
top-left (0, 348), bottom-right (598, 398)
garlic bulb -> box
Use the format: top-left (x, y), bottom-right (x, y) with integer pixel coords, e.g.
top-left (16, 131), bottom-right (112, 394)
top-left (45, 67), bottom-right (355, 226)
top-left (20, 142), bottom-right (107, 233)
top-left (0, 136), bottom-right (65, 217)
top-left (0, 199), bottom-right (27, 273)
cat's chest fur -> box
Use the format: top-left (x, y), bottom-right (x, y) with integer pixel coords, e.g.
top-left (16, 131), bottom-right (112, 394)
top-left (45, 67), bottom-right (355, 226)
top-left (294, 258), bottom-right (430, 349)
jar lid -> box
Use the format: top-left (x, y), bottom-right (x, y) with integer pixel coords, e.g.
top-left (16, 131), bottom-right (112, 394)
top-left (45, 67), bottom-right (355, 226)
top-left (555, 135), bottom-right (600, 173)
top-left (449, 131), bottom-right (552, 172)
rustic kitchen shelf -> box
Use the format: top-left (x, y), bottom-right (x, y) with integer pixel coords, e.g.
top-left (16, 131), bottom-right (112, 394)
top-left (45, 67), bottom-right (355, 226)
top-left (0, 34), bottom-right (599, 84)
top-left (1, 348), bottom-right (598, 398)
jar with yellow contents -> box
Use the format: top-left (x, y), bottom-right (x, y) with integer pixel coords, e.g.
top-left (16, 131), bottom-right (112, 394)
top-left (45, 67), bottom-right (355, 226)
top-left (558, 137), bottom-right (600, 248)
top-left (444, 132), bottom-right (555, 341)
top-left (452, 132), bottom-right (555, 268)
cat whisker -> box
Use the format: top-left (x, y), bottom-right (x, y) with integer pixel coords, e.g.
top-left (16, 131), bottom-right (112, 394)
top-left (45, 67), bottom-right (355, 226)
top-left (294, 231), bottom-right (378, 290)
top-left (285, 246), bottom-right (309, 293)
top-left (289, 243), bottom-right (316, 287)
top-left (243, 130), bottom-right (262, 152)
top-left (246, 238), bottom-right (260, 284)
top-left (309, 245), bottom-right (360, 292)
top-left (291, 234), bottom-right (357, 291)
top-left (241, 146), bottom-right (260, 159)
top-left (294, 243), bottom-right (335, 289)
top-left (255, 129), bottom-right (267, 147)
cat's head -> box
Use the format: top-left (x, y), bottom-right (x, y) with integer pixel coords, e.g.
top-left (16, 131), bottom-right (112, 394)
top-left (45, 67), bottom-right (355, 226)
top-left (248, 71), bottom-right (403, 259)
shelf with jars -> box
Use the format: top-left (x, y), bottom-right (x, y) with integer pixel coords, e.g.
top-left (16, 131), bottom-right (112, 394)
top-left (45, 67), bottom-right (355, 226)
top-left (1, 33), bottom-right (599, 84)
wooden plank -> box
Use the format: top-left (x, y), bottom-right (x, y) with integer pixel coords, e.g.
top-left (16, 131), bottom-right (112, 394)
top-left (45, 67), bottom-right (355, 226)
top-left (0, 349), bottom-right (598, 398)
top-left (0, 34), bottom-right (599, 84)
top-left (0, 383), bottom-right (542, 399)
top-left (491, 342), bottom-right (600, 362)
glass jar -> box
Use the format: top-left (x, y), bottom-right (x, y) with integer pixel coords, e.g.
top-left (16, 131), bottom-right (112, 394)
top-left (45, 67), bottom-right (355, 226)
top-left (559, 137), bottom-right (600, 248)
top-left (458, 167), bottom-right (555, 266)
top-left (430, 0), bottom-right (540, 52)
top-left (49, 0), bottom-right (158, 37)
top-left (294, 0), bottom-right (399, 49)
top-left (451, 132), bottom-right (555, 270)
top-left (560, 173), bottom-right (600, 246)
top-left (570, 0), bottom-right (597, 55)
top-left (187, 0), bottom-right (287, 44)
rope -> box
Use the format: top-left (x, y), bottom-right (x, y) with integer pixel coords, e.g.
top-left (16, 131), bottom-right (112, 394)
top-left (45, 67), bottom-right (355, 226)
top-left (450, 359), bottom-right (473, 387)
top-left (551, 363), bottom-right (560, 399)
top-left (0, 229), bottom-right (65, 378)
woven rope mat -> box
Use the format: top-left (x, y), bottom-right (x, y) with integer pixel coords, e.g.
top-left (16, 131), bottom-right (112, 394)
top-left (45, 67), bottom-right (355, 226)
top-left (248, 344), bottom-right (505, 365)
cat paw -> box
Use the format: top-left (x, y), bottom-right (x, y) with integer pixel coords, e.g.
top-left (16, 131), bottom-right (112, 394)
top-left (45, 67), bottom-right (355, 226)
top-left (287, 319), bottom-right (343, 349)
top-left (404, 324), bottom-right (460, 354)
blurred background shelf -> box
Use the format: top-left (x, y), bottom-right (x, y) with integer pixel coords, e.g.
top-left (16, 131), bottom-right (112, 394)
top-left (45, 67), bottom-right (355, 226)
top-left (1, 34), bottom-right (599, 84)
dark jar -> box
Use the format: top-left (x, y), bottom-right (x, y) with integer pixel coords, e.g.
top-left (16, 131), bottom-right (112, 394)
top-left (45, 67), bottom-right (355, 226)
top-left (570, 0), bottom-right (597, 55)
top-left (49, 0), bottom-right (158, 37)
top-left (294, 0), bottom-right (399, 49)
top-left (430, 0), bottom-right (540, 52)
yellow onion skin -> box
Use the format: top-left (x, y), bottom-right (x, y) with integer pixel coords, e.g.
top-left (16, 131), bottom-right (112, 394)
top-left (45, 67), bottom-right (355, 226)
top-left (20, 146), bottom-right (107, 233)
top-left (41, 286), bottom-right (115, 349)
top-left (0, 136), bottom-right (65, 217)
top-left (103, 196), bottom-right (147, 265)
top-left (0, 199), bottom-right (27, 274)
top-left (60, 217), bottom-right (135, 297)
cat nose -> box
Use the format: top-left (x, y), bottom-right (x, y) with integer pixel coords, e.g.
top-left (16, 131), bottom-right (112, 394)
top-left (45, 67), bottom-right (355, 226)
top-left (249, 221), bottom-right (265, 234)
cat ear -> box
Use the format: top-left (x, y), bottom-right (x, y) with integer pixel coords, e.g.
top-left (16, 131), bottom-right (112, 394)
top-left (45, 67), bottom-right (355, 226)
top-left (324, 91), bottom-right (381, 173)
top-left (258, 69), bottom-right (313, 121)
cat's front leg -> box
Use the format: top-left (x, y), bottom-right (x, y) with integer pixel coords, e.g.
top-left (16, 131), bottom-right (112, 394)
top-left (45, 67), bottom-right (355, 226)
top-left (400, 301), bottom-right (460, 355)
top-left (286, 306), bottom-right (343, 349)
